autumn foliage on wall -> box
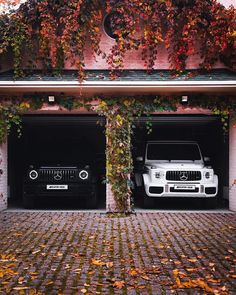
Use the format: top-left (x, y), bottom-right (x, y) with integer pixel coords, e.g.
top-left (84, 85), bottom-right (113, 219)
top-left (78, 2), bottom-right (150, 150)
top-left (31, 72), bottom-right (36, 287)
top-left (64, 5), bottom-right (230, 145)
top-left (0, 0), bottom-right (235, 78)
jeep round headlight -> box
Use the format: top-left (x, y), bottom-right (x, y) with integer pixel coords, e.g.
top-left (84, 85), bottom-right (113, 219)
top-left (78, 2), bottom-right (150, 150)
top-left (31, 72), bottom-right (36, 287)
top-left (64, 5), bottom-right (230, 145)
top-left (79, 170), bottom-right (89, 180)
top-left (29, 170), bottom-right (38, 180)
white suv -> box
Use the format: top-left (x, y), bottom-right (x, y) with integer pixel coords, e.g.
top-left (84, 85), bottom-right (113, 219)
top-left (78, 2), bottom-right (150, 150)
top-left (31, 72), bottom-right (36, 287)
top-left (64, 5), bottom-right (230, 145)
top-left (135, 141), bottom-right (218, 207)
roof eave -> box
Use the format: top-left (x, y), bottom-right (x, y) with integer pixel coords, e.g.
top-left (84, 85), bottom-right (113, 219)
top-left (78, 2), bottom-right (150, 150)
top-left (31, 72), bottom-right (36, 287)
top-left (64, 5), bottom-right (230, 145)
top-left (0, 80), bottom-right (235, 94)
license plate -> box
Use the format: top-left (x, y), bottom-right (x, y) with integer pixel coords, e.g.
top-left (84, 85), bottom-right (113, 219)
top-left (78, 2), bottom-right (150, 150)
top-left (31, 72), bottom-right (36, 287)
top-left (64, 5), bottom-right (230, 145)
top-left (46, 185), bottom-right (68, 190)
top-left (174, 185), bottom-right (195, 190)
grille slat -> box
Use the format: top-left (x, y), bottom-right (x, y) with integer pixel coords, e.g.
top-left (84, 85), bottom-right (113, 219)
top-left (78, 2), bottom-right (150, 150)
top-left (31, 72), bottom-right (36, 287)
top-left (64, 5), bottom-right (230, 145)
top-left (39, 168), bottom-right (78, 182)
top-left (166, 171), bottom-right (201, 181)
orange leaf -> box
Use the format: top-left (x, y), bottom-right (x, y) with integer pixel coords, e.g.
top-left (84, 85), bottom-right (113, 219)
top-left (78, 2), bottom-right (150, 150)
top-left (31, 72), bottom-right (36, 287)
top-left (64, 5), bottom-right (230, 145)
top-left (141, 275), bottom-right (150, 281)
top-left (188, 258), bottom-right (198, 263)
top-left (91, 258), bottom-right (106, 266)
top-left (113, 280), bottom-right (125, 289)
top-left (128, 269), bottom-right (138, 277)
top-left (106, 262), bottom-right (113, 268)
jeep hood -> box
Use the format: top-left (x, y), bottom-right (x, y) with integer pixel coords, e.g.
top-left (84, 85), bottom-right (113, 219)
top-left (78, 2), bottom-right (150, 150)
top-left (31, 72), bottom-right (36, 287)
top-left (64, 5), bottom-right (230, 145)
top-left (146, 162), bottom-right (205, 169)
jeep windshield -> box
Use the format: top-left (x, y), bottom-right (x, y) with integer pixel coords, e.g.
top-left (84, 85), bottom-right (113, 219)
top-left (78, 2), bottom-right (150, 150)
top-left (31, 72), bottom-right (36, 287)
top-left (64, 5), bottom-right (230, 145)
top-left (146, 143), bottom-right (202, 161)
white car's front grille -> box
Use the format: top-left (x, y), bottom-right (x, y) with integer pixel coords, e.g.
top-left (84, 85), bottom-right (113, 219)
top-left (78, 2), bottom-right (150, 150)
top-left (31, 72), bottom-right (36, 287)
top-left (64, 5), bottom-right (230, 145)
top-left (166, 171), bottom-right (201, 181)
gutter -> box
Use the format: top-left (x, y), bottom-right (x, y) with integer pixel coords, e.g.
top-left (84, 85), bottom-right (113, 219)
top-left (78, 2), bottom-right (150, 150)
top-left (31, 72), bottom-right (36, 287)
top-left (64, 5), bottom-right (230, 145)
top-left (0, 80), bottom-right (236, 94)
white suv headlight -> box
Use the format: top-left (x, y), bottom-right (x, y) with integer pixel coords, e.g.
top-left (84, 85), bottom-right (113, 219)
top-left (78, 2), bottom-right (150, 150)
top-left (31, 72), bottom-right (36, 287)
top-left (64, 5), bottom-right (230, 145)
top-left (79, 170), bottom-right (89, 180)
top-left (155, 171), bottom-right (164, 179)
top-left (29, 170), bottom-right (38, 180)
top-left (205, 171), bottom-right (213, 180)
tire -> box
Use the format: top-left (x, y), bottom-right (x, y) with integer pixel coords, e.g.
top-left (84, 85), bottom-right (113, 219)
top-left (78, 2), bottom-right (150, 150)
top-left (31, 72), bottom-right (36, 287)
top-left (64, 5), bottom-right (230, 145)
top-left (205, 198), bottom-right (218, 209)
top-left (23, 195), bottom-right (35, 209)
top-left (86, 191), bottom-right (97, 209)
top-left (90, 192), bottom-right (97, 208)
top-left (143, 195), bottom-right (155, 209)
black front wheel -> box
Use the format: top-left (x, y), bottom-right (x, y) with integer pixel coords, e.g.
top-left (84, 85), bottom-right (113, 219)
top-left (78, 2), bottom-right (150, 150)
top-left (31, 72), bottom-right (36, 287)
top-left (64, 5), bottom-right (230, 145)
top-left (205, 197), bottom-right (218, 209)
top-left (23, 195), bottom-right (35, 209)
top-left (85, 191), bottom-right (97, 209)
top-left (143, 195), bottom-right (155, 209)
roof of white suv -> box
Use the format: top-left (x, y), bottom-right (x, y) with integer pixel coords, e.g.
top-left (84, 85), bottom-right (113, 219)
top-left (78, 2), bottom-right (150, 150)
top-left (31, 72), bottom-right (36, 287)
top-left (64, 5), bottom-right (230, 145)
top-left (147, 141), bottom-right (199, 144)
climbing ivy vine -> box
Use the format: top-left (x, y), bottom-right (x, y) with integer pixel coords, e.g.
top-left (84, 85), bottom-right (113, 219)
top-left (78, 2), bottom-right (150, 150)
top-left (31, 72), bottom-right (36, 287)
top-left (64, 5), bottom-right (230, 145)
top-left (0, 0), bottom-right (235, 78)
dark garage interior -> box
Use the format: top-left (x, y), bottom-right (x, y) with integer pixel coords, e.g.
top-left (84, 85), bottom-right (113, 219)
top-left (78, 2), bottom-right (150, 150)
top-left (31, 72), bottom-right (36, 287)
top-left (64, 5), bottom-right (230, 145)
top-left (8, 114), bottom-right (229, 210)
top-left (8, 115), bottom-right (106, 209)
top-left (132, 115), bottom-right (229, 209)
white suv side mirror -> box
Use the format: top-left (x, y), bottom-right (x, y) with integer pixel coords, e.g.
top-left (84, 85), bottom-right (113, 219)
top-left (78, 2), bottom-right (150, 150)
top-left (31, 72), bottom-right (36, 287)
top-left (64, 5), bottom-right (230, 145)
top-left (136, 156), bottom-right (143, 162)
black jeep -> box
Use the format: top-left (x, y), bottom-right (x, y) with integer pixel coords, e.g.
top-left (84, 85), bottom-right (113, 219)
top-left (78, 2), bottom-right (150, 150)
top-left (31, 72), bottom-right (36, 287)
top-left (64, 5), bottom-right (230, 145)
top-left (23, 164), bottom-right (97, 209)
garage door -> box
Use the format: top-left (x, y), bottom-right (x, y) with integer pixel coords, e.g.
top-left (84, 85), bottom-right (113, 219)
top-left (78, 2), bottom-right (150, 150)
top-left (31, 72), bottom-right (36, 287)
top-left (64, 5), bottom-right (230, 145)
top-left (133, 115), bottom-right (228, 209)
top-left (8, 115), bottom-right (106, 209)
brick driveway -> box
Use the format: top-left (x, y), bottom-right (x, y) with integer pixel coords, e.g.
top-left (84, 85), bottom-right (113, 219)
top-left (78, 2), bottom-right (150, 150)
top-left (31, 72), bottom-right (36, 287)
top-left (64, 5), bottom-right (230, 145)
top-left (0, 212), bottom-right (235, 295)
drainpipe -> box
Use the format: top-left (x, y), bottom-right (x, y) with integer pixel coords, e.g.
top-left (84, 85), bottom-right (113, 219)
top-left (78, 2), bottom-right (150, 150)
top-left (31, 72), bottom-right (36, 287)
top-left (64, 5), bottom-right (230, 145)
top-left (229, 115), bottom-right (236, 211)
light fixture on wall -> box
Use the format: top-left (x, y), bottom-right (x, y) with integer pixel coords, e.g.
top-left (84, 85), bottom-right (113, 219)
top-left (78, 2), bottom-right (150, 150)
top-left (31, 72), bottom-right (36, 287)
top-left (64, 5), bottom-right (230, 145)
top-left (181, 95), bottom-right (188, 103)
top-left (48, 95), bottom-right (55, 103)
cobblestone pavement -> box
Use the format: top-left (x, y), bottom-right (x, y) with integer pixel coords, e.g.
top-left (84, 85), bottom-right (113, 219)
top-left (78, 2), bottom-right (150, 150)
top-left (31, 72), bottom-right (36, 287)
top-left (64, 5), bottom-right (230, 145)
top-left (0, 212), bottom-right (235, 295)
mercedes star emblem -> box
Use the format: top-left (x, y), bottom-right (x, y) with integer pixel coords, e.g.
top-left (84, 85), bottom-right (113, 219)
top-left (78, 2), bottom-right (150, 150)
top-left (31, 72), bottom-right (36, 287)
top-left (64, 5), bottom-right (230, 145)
top-left (54, 171), bottom-right (62, 180)
top-left (180, 172), bottom-right (188, 181)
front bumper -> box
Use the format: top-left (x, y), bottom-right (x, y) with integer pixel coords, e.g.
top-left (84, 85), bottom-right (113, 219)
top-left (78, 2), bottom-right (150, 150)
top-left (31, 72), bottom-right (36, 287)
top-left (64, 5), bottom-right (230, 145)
top-left (143, 174), bottom-right (218, 198)
top-left (23, 183), bottom-right (96, 198)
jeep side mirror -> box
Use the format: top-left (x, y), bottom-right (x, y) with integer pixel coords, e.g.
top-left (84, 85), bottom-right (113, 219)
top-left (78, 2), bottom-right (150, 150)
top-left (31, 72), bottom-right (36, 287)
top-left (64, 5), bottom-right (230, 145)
top-left (204, 157), bottom-right (211, 162)
top-left (136, 156), bottom-right (143, 162)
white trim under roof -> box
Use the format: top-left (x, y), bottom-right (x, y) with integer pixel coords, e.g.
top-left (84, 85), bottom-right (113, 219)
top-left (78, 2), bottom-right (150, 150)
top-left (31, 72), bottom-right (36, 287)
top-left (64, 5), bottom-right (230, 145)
top-left (0, 80), bottom-right (236, 94)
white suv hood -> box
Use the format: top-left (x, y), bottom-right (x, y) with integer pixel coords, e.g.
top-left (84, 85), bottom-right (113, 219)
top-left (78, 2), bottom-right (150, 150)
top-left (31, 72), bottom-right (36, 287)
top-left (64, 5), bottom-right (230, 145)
top-left (146, 162), bottom-right (205, 169)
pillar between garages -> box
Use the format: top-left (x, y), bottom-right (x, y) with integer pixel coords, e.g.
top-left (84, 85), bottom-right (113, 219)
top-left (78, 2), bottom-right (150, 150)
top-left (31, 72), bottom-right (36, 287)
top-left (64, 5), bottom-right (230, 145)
top-left (106, 183), bottom-right (118, 212)
top-left (229, 116), bottom-right (236, 211)
top-left (0, 141), bottom-right (8, 211)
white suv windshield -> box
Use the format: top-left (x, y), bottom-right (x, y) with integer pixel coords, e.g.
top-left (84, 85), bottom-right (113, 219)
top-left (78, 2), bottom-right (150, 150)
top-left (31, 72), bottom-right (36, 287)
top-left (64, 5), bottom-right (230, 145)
top-left (147, 143), bottom-right (201, 161)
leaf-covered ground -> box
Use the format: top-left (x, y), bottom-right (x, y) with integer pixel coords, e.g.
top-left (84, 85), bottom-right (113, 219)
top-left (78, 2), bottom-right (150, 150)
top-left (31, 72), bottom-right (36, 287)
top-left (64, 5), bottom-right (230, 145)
top-left (0, 212), bottom-right (235, 294)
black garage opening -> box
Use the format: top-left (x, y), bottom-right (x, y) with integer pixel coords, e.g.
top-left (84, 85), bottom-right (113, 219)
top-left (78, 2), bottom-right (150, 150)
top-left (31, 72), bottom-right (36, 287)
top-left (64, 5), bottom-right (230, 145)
top-left (8, 115), bottom-right (106, 209)
top-left (132, 115), bottom-right (229, 209)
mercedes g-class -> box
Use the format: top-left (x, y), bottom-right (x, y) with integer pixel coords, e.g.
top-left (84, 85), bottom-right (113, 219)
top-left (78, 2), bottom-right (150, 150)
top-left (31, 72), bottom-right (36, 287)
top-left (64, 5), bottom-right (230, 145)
top-left (23, 165), bottom-right (97, 208)
top-left (135, 141), bottom-right (218, 207)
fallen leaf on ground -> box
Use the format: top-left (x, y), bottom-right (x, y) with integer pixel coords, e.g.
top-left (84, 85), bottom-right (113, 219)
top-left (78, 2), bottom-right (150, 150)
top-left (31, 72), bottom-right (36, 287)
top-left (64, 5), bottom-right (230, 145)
top-left (32, 250), bottom-right (41, 255)
top-left (188, 258), bottom-right (198, 263)
top-left (186, 268), bottom-right (199, 272)
top-left (128, 269), bottom-right (139, 277)
top-left (91, 258), bottom-right (106, 266)
top-left (113, 280), bottom-right (125, 289)
top-left (105, 262), bottom-right (113, 268)
top-left (13, 287), bottom-right (30, 290)
top-left (141, 275), bottom-right (150, 281)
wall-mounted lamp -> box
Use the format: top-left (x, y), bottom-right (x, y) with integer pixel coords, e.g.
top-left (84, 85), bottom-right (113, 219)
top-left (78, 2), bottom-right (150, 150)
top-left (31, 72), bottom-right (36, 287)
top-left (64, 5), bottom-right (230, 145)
top-left (48, 95), bottom-right (55, 103)
top-left (181, 95), bottom-right (188, 103)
